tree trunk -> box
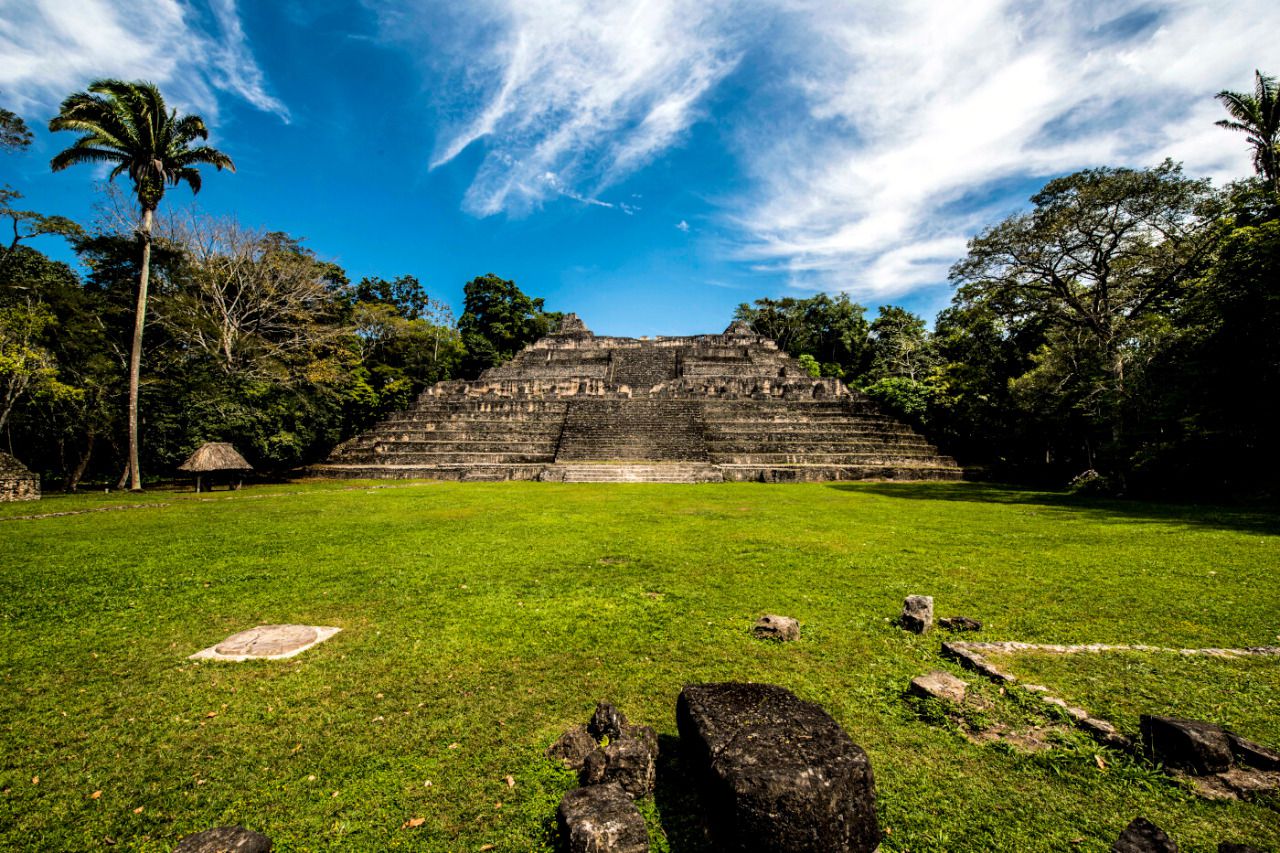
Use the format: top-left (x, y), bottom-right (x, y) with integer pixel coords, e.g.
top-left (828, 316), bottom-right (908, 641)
top-left (126, 207), bottom-right (155, 492)
top-left (66, 430), bottom-right (95, 492)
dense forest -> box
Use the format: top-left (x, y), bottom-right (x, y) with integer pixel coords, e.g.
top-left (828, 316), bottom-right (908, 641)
top-left (1, 74), bottom-right (1277, 497)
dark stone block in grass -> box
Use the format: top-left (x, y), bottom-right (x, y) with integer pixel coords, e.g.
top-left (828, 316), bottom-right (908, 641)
top-left (547, 725), bottom-right (598, 772)
top-left (753, 614), bottom-right (800, 641)
top-left (1219, 843), bottom-right (1265, 853)
top-left (1227, 731), bottom-right (1280, 770)
top-left (938, 616), bottom-right (982, 632)
top-left (1140, 716), bottom-right (1233, 775)
top-left (557, 782), bottom-right (650, 853)
top-left (581, 725), bottom-right (659, 798)
top-left (589, 702), bottom-right (629, 742)
top-left (676, 682), bottom-right (879, 852)
top-left (900, 595), bottom-right (933, 633)
top-left (1112, 817), bottom-right (1177, 852)
top-left (174, 826), bottom-right (272, 853)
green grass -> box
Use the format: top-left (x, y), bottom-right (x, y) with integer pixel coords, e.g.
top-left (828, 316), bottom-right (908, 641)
top-left (1, 481), bottom-right (1277, 851)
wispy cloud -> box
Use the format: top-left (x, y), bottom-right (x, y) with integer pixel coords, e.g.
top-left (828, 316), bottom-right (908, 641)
top-left (401, 0), bottom-right (1279, 302)
top-left (732, 0), bottom-right (1278, 299)
top-left (0, 0), bottom-right (287, 122)
top-left (382, 0), bottom-right (742, 217)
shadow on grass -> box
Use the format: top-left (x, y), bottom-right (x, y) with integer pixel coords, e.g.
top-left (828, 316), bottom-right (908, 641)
top-left (653, 734), bottom-right (715, 853)
top-left (827, 481), bottom-right (1280, 536)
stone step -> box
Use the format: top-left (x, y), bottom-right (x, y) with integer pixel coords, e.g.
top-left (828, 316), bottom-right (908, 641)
top-left (541, 463), bottom-right (724, 483)
top-left (716, 448), bottom-right (957, 461)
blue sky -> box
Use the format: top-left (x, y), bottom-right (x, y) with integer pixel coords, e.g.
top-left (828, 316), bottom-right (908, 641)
top-left (1, 0), bottom-right (1276, 335)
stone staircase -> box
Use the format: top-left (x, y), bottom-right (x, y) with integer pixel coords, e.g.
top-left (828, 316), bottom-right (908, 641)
top-left (311, 315), bottom-right (962, 483)
top-left (556, 399), bottom-right (707, 462)
top-left (540, 462), bottom-right (724, 483)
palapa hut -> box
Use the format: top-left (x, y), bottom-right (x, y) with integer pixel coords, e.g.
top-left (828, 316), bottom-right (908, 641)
top-left (0, 451), bottom-right (40, 502)
top-left (178, 442), bottom-right (253, 492)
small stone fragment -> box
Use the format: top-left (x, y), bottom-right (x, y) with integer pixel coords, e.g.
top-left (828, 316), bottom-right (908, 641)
top-left (900, 596), bottom-right (933, 633)
top-left (752, 614), bottom-right (800, 642)
top-left (557, 782), bottom-right (650, 853)
top-left (589, 702), bottom-right (629, 742)
top-left (1112, 817), bottom-right (1177, 852)
top-left (938, 616), bottom-right (982, 632)
top-left (1140, 716), bottom-right (1233, 775)
top-left (547, 725), bottom-right (598, 772)
top-left (909, 671), bottom-right (967, 704)
top-left (1226, 731), bottom-right (1280, 771)
top-left (581, 725), bottom-right (658, 798)
top-left (174, 826), bottom-right (272, 853)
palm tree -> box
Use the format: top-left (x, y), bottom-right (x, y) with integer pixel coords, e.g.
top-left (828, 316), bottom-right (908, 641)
top-left (49, 80), bottom-right (234, 491)
top-left (1216, 70), bottom-right (1280, 193)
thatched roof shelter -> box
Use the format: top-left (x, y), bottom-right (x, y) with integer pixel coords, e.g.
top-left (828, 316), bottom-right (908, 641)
top-left (179, 442), bottom-right (253, 473)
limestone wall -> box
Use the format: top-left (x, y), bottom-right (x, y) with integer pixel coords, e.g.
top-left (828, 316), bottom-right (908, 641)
top-left (0, 452), bottom-right (40, 502)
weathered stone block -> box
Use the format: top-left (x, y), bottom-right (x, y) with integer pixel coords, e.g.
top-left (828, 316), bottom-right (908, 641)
top-left (547, 725), bottom-right (598, 772)
top-left (676, 682), bottom-right (879, 852)
top-left (1219, 843), bottom-right (1265, 853)
top-left (753, 614), bottom-right (800, 641)
top-left (1140, 715), bottom-right (1233, 775)
top-left (1112, 817), bottom-right (1177, 852)
top-left (900, 595), bottom-right (933, 633)
top-left (581, 725), bottom-right (658, 798)
top-left (0, 452), bottom-right (39, 503)
top-left (909, 670), bottom-right (967, 703)
top-left (174, 826), bottom-right (272, 853)
top-left (589, 702), bottom-right (629, 742)
top-left (557, 782), bottom-right (650, 853)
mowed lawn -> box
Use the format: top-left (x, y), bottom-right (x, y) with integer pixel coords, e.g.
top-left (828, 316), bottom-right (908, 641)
top-left (1, 481), bottom-right (1277, 852)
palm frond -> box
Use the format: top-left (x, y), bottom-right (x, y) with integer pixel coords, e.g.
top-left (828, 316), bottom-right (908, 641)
top-left (177, 146), bottom-right (236, 172)
top-left (50, 147), bottom-right (128, 172)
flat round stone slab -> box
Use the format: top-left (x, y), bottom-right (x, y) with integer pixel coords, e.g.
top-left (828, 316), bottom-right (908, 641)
top-left (216, 625), bottom-right (319, 657)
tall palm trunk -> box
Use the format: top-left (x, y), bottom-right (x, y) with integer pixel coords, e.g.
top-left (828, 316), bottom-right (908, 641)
top-left (126, 206), bottom-right (154, 491)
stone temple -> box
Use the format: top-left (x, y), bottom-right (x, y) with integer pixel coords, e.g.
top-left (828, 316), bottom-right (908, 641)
top-left (313, 316), bottom-right (961, 483)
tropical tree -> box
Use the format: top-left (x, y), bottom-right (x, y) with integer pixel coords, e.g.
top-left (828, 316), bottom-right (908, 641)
top-left (48, 80), bottom-right (234, 490)
top-left (1216, 70), bottom-right (1280, 193)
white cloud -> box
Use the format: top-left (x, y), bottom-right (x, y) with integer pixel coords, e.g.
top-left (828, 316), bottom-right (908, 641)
top-left (676, 219), bottom-right (690, 232)
top-left (0, 0), bottom-right (287, 123)
top-left (399, 0), bottom-right (741, 217)
top-left (408, 0), bottom-right (1279, 302)
top-left (732, 0), bottom-right (1279, 299)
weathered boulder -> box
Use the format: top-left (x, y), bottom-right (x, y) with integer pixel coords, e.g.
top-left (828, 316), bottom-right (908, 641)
top-left (1112, 817), bottom-right (1177, 852)
top-left (909, 671), bottom-right (967, 704)
top-left (1227, 731), bottom-right (1280, 770)
top-left (938, 616), bottom-right (982, 632)
top-left (547, 725), bottom-right (599, 772)
top-left (676, 682), bottom-right (879, 852)
top-left (581, 725), bottom-right (659, 798)
top-left (753, 614), bottom-right (800, 642)
top-left (557, 782), bottom-right (650, 853)
top-left (174, 826), bottom-right (272, 853)
top-left (588, 702), bottom-right (629, 742)
top-left (1140, 716), bottom-right (1233, 775)
top-left (900, 596), bottom-right (933, 633)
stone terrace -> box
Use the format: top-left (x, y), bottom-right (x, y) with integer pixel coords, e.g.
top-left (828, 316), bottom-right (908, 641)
top-left (313, 315), bottom-right (961, 483)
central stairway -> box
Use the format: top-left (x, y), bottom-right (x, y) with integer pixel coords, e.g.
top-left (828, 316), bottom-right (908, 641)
top-left (540, 462), bottom-right (723, 483)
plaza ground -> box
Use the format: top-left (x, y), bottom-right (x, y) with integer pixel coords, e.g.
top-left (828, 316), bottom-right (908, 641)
top-left (1, 480), bottom-right (1277, 851)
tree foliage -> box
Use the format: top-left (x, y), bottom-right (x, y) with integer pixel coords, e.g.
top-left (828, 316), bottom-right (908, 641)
top-left (457, 274), bottom-right (559, 378)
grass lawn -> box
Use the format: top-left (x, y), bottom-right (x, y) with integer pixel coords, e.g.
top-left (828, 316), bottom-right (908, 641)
top-left (1, 480), bottom-right (1277, 851)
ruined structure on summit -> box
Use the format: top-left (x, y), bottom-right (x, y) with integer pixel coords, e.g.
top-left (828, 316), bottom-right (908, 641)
top-left (314, 315), bottom-right (961, 482)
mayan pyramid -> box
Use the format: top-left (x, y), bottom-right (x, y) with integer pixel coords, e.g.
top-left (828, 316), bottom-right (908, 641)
top-left (314, 315), bottom-right (961, 482)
